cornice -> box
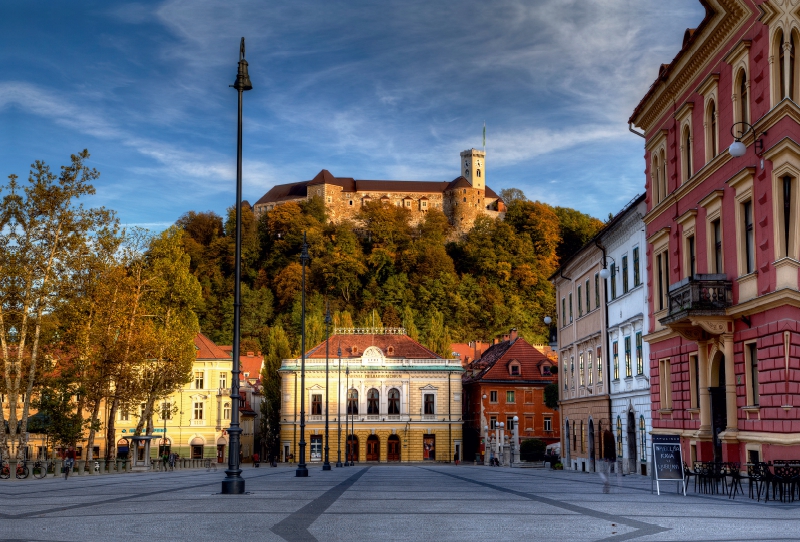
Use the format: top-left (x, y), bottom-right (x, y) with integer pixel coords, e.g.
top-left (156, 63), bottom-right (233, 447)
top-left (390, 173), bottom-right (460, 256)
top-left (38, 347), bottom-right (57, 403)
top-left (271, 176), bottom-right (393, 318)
top-left (633, 0), bottom-right (751, 132)
top-left (645, 129), bottom-right (670, 152)
top-left (676, 208), bottom-right (698, 227)
top-left (647, 227), bottom-right (671, 247)
top-left (726, 166), bottom-right (756, 191)
top-left (727, 287), bottom-right (800, 317)
top-left (763, 135), bottom-right (800, 161)
top-left (603, 211), bottom-right (645, 251)
top-left (696, 72), bottom-right (720, 97)
top-left (698, 188), bottom-right (725, 208)
top-left (675, 101), bottom-right (695, 123)
top-left (723, 39), bottom-right (751, 66)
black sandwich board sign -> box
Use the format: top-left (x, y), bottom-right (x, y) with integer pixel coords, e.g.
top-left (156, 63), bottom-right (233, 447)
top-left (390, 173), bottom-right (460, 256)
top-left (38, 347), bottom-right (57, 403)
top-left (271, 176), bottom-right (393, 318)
top-left (651, 434), bottom-right (686, 496)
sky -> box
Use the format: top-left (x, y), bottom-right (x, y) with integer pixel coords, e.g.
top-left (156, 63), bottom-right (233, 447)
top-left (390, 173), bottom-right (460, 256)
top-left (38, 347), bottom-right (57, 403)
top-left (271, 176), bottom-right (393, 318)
top-left (1, 0), bottom-right (706, 229)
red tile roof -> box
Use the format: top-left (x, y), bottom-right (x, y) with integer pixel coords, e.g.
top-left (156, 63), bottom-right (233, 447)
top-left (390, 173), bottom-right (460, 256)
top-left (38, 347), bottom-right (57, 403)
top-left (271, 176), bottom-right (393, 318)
top-left (305, 333), bottom-right (440, 359)
top-left (194, 333), bottom-right (231, 360)
top-left (465, 338), bottom-right (557, 383)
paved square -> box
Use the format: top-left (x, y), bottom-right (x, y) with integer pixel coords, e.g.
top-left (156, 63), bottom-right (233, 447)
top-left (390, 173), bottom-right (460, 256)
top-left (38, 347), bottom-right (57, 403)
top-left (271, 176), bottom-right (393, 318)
top-left (1, 465), bottom-right (799, 541)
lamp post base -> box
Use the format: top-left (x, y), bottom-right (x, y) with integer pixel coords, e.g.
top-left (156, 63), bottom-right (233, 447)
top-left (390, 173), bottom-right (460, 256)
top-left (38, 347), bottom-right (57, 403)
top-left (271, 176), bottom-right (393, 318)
top-left (322, 463), bottom-right (331, 471)
top-left (295, 466), bottom-right (309, 477)
top-left (221, 477), bottom-right (246, 494)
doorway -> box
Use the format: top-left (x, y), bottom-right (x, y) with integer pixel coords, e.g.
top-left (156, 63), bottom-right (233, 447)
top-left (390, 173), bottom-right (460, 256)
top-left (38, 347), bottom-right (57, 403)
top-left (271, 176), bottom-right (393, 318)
top-left (311, 435), bottom-right (322, 461)
top-left (216, 444), bottom-right (225, 463)
top-left (388, 435), bottom-right (401, 462)
top-left (710, 353), bottom-right (727, 462)
top-left (627, 411), bottom-right (637, 474)
top-left (346, 435), bottom-right (359, 462)
top-left (588, 419), bottom-right (595, 472)
top-left (366, 435), bottom-right (380, 461)
top-left (564, 420), bottom-right (570, 466)
top-left (423, 434), bottom-right (436, 460)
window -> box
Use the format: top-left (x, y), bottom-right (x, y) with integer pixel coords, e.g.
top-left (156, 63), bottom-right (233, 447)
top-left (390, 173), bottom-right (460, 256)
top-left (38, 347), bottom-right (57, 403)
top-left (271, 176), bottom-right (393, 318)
top-left (510, 364), bottom-right (520, 376)
top-left (659, 359), bottom-right (672, 409)
top-left (120, 410), bottom-right (129, 422)
top-left (388, 388), bottom-right (400, 414)
top-left (595, 273), bottom-right (600, 308)
top-left (587, 350), bottom-right (593, 385)
top-left (506, 391), bottom-right (515, 403)
top-left (569, 293), bottom-right (573, 322)
top-left (597, 347), bottom-right (603, 382)
top-left (743, 200), bottom-right (755, 274)
top-left (746, 342), bottom-right (759, 406)
top-left (312, 394), bottom-right (322, 415)
top-left (577, 285), bottom-right (583, 316)
top-left (140, 403), bottom-right (146, 418)
top-left (561, 298), bottom-right (566, 327)
top-left (622, 255), bottom-right (629, 294)
top-left (585, 279), bottom-right (590, 311)
top-left (707, 100), bottom-right (717, 157)
top-left (563, 362), bottom-right (568, 390)
top-left (507, 417), bottom-right (515, 431)
top-left (613, 341), bottom-right (619, 380)
top-left (579, 354), bottom-right (584, 386)
top-left (689, 353), bottom-right (699, 409)
top-left (617, 417), bottom-right (623, 458)
top-left (687, 235), bottom-right (696, 277)
top-left (633, 247), bottom-right (640, 287)
top-left (367, 389), bottom-right (379, 414)
top-left (223, 402), bottom-right (231, 419)
top-left (219, 372), bottom-right (227, 389)
top-left (610, 263), bottom-right (617, 300)
top-left (477, 169), bottom-right (481, 177)
top-left (778, 175), bottom-right (797, 259)
top-left (581, 421), bottom-right (585, 453)
top-left (194, 372), bottom-right (204, 389)
top-left (712, 219), bottom-right (723, 273)
top-left (161, 402), bottom-right (172, 420)
top-left (194, 402), bottom-right (204, 420)
top-left (490, 416), bottom-right (497, 430)
top-left (624, 336), bottom-right (632, 378)
top-left (490, 390), bottom-right (498, 403)
top-left (739, 69), bottom-right (749, 123)
top-left (544, 417), bottom-right (552, 432)
top-left (639, 416), bottom-right (647, 462)
top-left (636, 332), bottom-right (643, 375)
top-left (525, 390), bottom-right (533, 403)
top-left (683, 126), bottom-right (693, 181)
top-left (525, 416), bottom-right (533, 431)
top-left (424, 393), bottom-right (435, 414)
top-left (347, 389), bottom-right (358, 414)
top-left (570, 357), bottom-right (575, 388)
top-left (656, 252), bottom-right (670, 311)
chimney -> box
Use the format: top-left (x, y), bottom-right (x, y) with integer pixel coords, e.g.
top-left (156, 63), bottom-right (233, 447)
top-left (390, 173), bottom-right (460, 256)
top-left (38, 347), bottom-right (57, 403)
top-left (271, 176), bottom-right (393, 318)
top-left (493, 338), bottom-right (499, 345)
top-left (247, 351), bottom-right (254, 357)
top-left (502, 334), bottom-right (510, 342)
top-left (510, 328), bottom-right (518, 342)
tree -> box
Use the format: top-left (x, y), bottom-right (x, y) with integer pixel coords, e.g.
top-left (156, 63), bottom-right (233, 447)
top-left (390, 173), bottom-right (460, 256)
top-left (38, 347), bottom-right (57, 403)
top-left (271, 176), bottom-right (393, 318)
top-left (499, 188), bottom-right (527, 206)
top-left (554, 206), bottom-right (604, 262)
top-left (0, 150), bottom-right (116, 460)
top-left (544, 383), bottom-right (559, 410)
top-left (260, 326), bottom-right (291, 459)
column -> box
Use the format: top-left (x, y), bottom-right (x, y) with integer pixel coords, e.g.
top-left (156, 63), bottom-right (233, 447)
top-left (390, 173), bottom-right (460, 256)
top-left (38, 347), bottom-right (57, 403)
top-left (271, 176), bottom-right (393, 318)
top-left (723, 334), bottom-right (737, 432)
top-left (784, 41), bottom-right (793, 100)
top-left (697, 340), bottom-right (711, 435)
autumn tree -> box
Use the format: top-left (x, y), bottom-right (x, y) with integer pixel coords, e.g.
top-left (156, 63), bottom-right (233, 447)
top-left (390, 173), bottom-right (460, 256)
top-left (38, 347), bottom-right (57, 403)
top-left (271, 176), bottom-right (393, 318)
top-left (260, 326), bottom-right (291, 459)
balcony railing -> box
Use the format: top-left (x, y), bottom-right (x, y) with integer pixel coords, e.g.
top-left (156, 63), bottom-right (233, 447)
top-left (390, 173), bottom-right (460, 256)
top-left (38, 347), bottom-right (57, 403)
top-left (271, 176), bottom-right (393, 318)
top-left (662, 274), bottom-right (732, 323)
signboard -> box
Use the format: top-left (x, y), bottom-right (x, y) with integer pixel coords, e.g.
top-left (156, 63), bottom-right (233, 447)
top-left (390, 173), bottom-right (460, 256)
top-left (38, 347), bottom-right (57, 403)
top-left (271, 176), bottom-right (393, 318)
top-left (651, 434), bottom-right (685, 496)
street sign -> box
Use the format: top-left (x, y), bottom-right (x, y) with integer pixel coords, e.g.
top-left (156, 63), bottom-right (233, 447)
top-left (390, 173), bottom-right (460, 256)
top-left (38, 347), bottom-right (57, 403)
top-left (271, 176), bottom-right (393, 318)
top-left (652, 434), bottom-right (685, 496)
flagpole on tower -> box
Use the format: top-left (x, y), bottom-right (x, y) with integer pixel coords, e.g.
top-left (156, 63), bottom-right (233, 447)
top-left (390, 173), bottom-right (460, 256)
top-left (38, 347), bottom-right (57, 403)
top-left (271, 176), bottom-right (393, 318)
top-left (483, 121), bottom-right (486, 154)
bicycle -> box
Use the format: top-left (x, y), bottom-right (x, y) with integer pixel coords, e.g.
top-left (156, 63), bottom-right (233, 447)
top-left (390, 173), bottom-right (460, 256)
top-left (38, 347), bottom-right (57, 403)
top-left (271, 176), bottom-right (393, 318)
top-left (16, 461), bottom-right (29, 479)
top-left (204, 459), bottom-right (217, 472)
top-left (32, 460), bottom-right (51, 479)
top-left (63, 459), bottom-right (74, 480)
top-left (0, 460), bottom-right (29, 479)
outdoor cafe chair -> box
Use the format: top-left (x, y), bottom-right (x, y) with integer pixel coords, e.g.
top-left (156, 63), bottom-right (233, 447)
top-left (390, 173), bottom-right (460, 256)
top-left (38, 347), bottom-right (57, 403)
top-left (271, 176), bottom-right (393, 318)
top-left (746, 462), bottom-right (767, 502)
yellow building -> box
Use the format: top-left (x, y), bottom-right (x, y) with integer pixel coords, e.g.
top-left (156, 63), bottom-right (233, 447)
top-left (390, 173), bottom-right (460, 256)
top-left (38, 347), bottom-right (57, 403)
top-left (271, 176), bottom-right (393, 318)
top-left (114, 333), bottom-right (258, 462)
top-left (279, 328), bottom-right (464, 464)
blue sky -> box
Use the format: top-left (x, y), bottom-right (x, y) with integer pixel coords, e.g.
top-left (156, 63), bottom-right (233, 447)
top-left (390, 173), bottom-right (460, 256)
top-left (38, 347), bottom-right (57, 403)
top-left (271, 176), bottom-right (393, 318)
top-left (1, 1), bottom-right (705, 228)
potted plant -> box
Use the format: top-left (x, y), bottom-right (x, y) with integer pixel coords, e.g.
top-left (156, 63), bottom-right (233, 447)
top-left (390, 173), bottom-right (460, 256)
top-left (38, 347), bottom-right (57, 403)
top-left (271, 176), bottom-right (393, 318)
top-left (553, 462), bottom-right (563, 470)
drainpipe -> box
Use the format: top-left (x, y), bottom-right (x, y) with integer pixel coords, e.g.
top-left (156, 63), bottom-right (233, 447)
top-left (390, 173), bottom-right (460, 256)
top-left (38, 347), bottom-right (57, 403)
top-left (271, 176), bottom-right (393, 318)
top-left (595, 239), bottom-right (613, 461)
top-left (449, 371), bottom-right (452, 464)
top-left (293, 372), bottom-right (297, 462)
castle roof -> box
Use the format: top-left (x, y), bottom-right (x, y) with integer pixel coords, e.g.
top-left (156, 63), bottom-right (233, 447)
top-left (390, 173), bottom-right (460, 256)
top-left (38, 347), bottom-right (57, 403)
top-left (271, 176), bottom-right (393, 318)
top-left (305, 333), bottom-right (440, 359)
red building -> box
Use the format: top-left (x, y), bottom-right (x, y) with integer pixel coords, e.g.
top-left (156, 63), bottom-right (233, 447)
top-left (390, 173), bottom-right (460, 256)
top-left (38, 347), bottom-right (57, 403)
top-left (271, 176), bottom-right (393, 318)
top-left (630, 0), bottom-right (800, 463)
top-left (462, 330), bottom-right (559, 462)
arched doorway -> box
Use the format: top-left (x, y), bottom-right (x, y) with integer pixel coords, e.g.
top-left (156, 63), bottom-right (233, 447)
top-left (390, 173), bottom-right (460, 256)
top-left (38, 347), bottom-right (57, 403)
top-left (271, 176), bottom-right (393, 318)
top-left (564, 420), bottom-right (570, 467)
top-left (588, 419), bottom-right (595, 472)
top-left (216, 437), bottom-right (226, 463)
top-left (116, 438), bottom-right (129, 460)
top-left (159, 437), bottom-right (171, 456)
top-left (190, 437), bottom-right (204, 459)
top-left (366, 435), bottom-right (380, 461)
top-left (710, 352), bottom-right (727, 462)
top-left (346, 435), bottom-right (359, 462)
top-left (387, 435), bottom-right (400, 462)
top-left (627, 411), bottom-right (636, 474)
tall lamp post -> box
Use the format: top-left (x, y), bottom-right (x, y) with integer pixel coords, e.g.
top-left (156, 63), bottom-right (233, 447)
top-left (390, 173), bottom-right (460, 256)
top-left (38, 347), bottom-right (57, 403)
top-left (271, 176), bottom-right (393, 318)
top-left (222, 37), bottom-right (252, 495)
top-left (323, 305), bottom-right (332, 471)
top-left (296, 233), bottom-right (310, 477)
top-left (345, 366), bottom-right (351, 466)
top-left (336, 345), bottom-right (343, 467)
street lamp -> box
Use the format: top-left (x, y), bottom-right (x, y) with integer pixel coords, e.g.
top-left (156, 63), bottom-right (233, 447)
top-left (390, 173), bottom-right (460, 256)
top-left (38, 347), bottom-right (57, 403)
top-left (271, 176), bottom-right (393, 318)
top-left (296, 232), bottom-right (310, 478)
top-left (345, 365), bottom-right (351, 466)
top-left (336, 345), bottom-right (343, 468)
top-left (543, 316), bottom-right (552, 325)
top-left (599, 256), bottom-right (616, 280)
top-left (221, 36), bottom-right (252, 495)
top-left (729, 121), bottom-right (767, 157)
top-left (323, 304), bottom-right (332, 471)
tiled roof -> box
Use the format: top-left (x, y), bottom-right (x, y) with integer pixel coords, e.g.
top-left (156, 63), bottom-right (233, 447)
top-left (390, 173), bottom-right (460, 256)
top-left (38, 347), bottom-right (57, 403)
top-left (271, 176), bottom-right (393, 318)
top-left (355, 180), bottom-right (452, 193)
top-left (445, 177), bottom-right (472, 191)
top-left (464, 338), bottom-right (557, 383)
top-left (305, 333), bottom-right (440, 359)
top-left (218, 346), bottom-right (263, 381)
top-left (194, 333), bottom-right (231, 360)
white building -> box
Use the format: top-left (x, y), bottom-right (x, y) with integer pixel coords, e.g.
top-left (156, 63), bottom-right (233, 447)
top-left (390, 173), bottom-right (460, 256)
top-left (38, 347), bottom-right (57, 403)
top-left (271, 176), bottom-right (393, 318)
top-left (599, 194), bottom-right (651, 475)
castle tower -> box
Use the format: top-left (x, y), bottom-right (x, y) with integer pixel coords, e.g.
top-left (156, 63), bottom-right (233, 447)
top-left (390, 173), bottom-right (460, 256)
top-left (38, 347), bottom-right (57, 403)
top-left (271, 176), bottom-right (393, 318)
top-left (460, 149), bottom-right (485, 190)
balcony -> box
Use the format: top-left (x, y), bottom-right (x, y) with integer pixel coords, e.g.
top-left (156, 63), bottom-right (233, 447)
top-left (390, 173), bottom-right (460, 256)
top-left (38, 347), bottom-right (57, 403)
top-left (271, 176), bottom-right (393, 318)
top-left (660, 274), bottom-right (732, 326)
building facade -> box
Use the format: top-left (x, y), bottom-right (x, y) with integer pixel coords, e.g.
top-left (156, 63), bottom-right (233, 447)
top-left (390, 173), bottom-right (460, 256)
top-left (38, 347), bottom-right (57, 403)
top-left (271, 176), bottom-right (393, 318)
top-left (602, 194), bottom-right (652, 475)
top-left (253, 149), bottom-right (505, 233)
top-left (461, 331), bottom-right (559, 463)
top-left (630, 0), bottom-right (800, 464)
top-left (279, 329), bottom-right (464, 463)
top-left (553, 240), bottom-right (611, 472)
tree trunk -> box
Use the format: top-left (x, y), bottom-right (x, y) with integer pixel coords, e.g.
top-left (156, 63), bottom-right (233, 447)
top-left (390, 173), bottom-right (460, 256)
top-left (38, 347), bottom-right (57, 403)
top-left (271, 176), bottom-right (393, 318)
top-left (85, 399), bottom-right (101, 461)
top-left (106, 396), bottom-right (119, 461)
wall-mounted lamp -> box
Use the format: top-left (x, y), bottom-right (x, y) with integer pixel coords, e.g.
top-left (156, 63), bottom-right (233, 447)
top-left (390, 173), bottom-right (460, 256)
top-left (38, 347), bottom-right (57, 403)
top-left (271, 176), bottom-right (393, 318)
top-left (729, 121), bottom-right (767, 157)
top-left (543, 316), bottom-right (552, 325)
top-left (598, 256), bottom-right (617, 280)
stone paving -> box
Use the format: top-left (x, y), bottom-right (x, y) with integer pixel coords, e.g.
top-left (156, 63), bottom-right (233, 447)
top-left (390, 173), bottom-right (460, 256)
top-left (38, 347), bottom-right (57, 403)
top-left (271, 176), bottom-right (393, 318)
top-left (1, 464), bottom-right (800, 541)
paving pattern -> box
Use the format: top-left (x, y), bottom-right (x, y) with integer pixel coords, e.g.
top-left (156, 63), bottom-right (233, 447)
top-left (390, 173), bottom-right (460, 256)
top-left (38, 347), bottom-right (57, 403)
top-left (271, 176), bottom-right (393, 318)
top-left (1, 464), bottom-right (799, 541)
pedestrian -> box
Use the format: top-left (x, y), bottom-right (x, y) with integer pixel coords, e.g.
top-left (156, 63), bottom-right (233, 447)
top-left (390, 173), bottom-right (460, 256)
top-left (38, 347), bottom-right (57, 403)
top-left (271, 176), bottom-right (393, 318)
top-left (169, 452), bottom-right (176, 471)
top-left (601, 429), bottom-right (617, 494)
top-left (162, 452), bottom-right (169, 470)
top-left (239, 449), bottom-right (243, 464)
top-left (61, 446), bottom-right (76, 480)
top-left (453, 452), bottom-right (459, 466)
top-left (253, 452), bottom-right (260, 467)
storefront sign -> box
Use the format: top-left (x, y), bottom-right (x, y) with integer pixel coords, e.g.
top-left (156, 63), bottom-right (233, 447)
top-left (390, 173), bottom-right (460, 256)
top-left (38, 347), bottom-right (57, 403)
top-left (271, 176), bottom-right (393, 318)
top-left (652, 434), bottom-right (685, 496)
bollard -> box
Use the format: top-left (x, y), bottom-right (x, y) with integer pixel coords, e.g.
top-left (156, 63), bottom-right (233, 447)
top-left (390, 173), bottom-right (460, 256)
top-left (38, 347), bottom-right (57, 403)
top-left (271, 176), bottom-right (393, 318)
top-left (76, 460), bottom-right (85, 475)
top-left (100, 461), bottom-right (107, 474)
top-left (55, 460), bottom-right (63, 477)
top-left (9, 460), bottom-right (17, 479)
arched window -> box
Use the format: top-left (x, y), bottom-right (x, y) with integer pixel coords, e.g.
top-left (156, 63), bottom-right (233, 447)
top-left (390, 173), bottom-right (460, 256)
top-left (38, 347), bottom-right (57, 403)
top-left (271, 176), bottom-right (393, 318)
top-left (616, 416), bottom-right (623, 458)
top-left (639, 416), bottom-right (647, 462)
top-left (683, 126), bottom-right (692, 182)
top-left (388, 388), bottom-right (400, 414)
top-left (660, 150), bottom-right (667, 200)
top-left (477, 169), bottom-right (481, 177)
top-left (739, 70), bottom-right (748, 124)
top-left (367, 388), bottom-right (379, 414)
top-left (779, 29), bottom-right (787, 99)
top-left (652, 155), bottom-right (660, 204)
top-left (223, 402), bottom-right (231, 419)
top-left (707, 100), bottom-right (717, 157)
top-left (791, 33), bottom-right (797, 100)
top-left (347, 389), bottom-right (358, 415)
top-left (580, 420), bottom-right (585, 453)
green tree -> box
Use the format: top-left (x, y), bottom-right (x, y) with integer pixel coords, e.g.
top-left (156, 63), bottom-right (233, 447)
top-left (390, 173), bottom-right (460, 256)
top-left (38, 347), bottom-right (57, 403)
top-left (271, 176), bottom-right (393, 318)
top-left (260, 326), bottom-right (291, 459)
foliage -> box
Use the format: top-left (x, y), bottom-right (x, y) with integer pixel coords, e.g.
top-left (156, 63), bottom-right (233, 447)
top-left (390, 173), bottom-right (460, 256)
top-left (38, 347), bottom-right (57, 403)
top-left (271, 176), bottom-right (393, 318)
top-left (544, 383), bottom-right (559, 410)
top-left (260, 326), bottom-right (291, 459)
top-left (520, 438), bottom-right (547, 462)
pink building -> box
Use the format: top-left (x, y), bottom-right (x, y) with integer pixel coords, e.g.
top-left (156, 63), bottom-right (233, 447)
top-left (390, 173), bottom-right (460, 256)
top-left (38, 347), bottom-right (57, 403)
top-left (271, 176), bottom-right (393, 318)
top-left (630, 0), bottom-right (800, 464)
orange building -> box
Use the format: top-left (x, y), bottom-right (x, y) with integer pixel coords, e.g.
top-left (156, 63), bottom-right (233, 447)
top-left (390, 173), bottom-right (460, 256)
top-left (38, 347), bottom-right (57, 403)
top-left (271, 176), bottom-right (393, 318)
top-left (462, 330), bottom-right (560, 463)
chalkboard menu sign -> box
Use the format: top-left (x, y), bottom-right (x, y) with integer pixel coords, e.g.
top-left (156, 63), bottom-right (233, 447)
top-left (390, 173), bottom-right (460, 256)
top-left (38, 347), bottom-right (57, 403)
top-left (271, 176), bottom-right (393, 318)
top-left (652, 434), bottom-right (685, 496)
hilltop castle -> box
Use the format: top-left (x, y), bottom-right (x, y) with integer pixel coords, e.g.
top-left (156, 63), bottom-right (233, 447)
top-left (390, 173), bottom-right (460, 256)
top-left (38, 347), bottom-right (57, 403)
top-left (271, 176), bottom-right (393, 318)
top-left (253, 149), bottom-right (506, 232)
